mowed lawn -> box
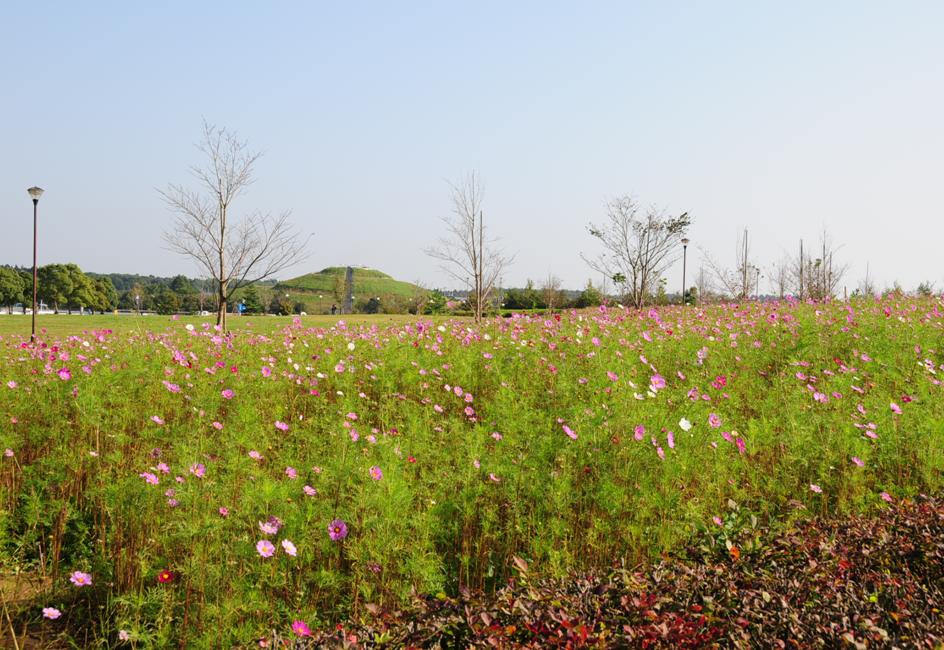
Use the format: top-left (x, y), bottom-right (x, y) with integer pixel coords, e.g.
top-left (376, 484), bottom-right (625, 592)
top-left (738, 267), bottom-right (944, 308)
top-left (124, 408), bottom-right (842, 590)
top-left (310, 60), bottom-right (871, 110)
top-left (0, 312), bottom-right (423, 339)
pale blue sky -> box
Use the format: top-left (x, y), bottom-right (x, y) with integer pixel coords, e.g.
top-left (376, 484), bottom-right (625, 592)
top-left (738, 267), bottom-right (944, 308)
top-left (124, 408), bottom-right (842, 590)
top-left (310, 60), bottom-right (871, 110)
top-left (2, 2), bottom-right (942, 293)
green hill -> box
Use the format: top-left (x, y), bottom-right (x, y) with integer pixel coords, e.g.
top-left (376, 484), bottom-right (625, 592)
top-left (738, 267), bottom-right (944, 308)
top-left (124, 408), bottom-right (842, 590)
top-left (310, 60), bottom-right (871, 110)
top-left (276, 267), bottom-right (425, 300)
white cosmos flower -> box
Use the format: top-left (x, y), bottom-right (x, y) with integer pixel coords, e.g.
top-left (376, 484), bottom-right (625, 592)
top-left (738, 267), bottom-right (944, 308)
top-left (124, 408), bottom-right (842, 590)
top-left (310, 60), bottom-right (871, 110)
top-left (679, 418), bottom-right (693, 432)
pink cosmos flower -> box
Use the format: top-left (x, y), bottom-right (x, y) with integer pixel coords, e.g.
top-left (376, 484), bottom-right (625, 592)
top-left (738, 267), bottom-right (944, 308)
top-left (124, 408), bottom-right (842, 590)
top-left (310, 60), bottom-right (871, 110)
top-left (292, 620), bottom-right (313, 637)
top-left (150, 415), bottom-right (164, 425)
top-left (285, 466), bottom-right (298, 479)
top-left (489, 473), bottom-right (501, 482)
top-left (851, 456), bottom-right (864, 467)
top-left (735, 438), bottom-right (746, 455)
top-left (890, 402), bottom-right (902, 415)
top-left (249, 450), bottom-right (263, 461)
top-left (118, 630), bottom-right (131, 641)
top-left (57, 368), bottom-right (71, 381)
top-left (259, 521), bottom-right (278, 535)
top-left (607, 371), bottom-right (618, 382)
top-left (221, 389), bottom-right (235, 400)
top-left (563, 425), bottom-right (577, 440)
top-left (43, 607), bottom-right (62, 619)
top-left (189, 463), bottom-right (206, 478)
top-left (218, 507), bottom-right (230, 517)
top-left (275, 421), bottom-right (289, 431)
top-left (328, 519), bottom-right (348, 541)
top-left (634, 424), bottom-right (645, 441)
top-left (261, 366), bottom-right (272, 377)
top-left (139, 472), bottom-right (159, 485)
top-left (712, 516), bottom-right (723, 526)
top-left (667, 431), bottom-right (675, 449)
top-left (708, 413), bottom-right (721, 428)
top-left (212, 421), bottom-right (223, 430)
top-left (650, 374), bottom-right (666, 390)
top-left (880, 491), bottom-right (893, 503)
top-left (656, 446), bottom-right (665, 460)
top-left (281, 539), bottom-right (297, 557)
top-left (256, 540), bottom-right (276, 558)
top-left (369, 466), bottom-right (383, 480)
top-left (4, 449), bottom-right (14, 457)
top-left (809, 484), bottom-right (822, 494)
top-left (69, 571), bottom-right (92, 587)
top-left (6, 381), bottom-right (16, 389)
top-left (156, 462), bottom-right (170, 474)
top-left (303, 485), bottom-right (318, 496)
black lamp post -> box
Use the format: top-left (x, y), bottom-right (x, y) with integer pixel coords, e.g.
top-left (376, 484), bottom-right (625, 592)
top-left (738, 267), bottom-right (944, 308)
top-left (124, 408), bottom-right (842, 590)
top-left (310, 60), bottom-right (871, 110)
top-left (27, 186), bottom-right (44, 341)
top-left (681, 237), bottom-right (690, 305)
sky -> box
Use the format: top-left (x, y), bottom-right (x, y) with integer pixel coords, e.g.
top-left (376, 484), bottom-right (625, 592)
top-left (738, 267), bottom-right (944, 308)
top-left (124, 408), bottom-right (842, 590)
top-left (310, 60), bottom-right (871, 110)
top-left (2, 1), bottom-right (942, 294)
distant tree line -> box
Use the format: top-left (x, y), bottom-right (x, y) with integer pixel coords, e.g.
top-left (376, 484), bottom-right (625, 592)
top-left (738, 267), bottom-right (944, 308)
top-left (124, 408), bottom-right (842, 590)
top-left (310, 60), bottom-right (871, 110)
top-left (0, 264), bottom-right (118, 314)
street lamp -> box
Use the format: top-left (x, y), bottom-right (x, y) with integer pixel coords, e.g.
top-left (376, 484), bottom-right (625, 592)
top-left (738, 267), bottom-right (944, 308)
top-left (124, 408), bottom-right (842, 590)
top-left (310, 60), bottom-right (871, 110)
top-left (27, 187), bottom-right (44, 341)
top-left (681, 237), bottom-right (690, 305)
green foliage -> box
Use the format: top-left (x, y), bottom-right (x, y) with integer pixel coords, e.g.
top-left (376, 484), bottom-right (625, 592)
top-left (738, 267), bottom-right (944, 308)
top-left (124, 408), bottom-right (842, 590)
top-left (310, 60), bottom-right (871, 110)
top-left (0, 266), bottom-right (26, 310)
top-left (152, 287), bottom-right (181, 315)
top-left (423, 290), bottom-right (448, 315)
top-left (573, 280), bottom-right (604, 308)
top-left (241, 284), bottom-right (264, 314)
top-left (1, 298), bottom-right (943, 644)
top-left (503, 280), bottom-right (546, 310)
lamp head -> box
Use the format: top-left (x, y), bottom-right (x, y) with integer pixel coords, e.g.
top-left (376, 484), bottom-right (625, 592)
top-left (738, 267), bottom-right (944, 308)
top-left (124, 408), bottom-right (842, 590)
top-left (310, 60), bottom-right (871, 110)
top-left (27, 186), bottom-right (44, 201)
top-left (681, 238), bottom-right (690, 246)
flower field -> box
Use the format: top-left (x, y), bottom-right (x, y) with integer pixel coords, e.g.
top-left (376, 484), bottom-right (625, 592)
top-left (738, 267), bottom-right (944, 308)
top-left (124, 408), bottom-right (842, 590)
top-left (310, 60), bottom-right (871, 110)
top-left (2, 298), bottom-right (944, 647)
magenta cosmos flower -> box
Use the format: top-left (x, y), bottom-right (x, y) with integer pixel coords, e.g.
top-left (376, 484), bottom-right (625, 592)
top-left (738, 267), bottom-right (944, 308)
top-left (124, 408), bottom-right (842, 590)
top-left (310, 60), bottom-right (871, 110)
top-left (275, 421), bottom-right (289, 431)
top-left (291, 620), bottom-right (313, 637)
top-left (369, 466), bottom-right (383, 481)
top-left (328, 519), bottom-right (348, 541)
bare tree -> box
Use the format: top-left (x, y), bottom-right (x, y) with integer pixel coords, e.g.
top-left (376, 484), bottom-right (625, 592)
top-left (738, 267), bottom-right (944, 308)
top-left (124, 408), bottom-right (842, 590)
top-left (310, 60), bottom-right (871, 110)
top-left (769, 255), bottom-right (791, 299)
top-left (694, 266), bottom-right (713, 302)
top-left (425, 172), bottom-right (513, 322)
top-left (542, 274), bottom-right (563, 310)
top-left (160, 122), bottom-right (309, 330)
top-left (787, 230), bottom-right (849, 301)
top-left (701, 229), bottom-right (757, 300)
top-left (582, 196), bottom-right (691, 309)
top-left (858, 262), bottom-right (876, 298)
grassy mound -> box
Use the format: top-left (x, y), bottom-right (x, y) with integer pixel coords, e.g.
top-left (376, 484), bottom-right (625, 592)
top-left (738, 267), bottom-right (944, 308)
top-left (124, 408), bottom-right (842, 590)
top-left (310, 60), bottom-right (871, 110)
top-left (276, 267), bottom-right (425, 299)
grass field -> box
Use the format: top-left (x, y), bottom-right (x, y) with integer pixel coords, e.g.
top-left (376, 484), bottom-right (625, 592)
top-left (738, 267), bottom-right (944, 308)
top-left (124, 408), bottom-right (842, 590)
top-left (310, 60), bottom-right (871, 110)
top-left (0, 312), bottom-right (419, 340)
top-left (1, 297), bottom-right (942, 647)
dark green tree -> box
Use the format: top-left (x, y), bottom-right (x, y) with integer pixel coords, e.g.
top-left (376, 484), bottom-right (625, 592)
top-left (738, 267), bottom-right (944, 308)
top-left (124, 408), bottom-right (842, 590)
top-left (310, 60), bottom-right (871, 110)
top-left (0, 267), bottom-right (26, 313)
top-left (422, 290), bottom-right (448, 315)
top-left (37, 264), bottom-right (75, 313)
top-left (241, 284), bottom-right (264, 314)
top-left (153, 287), bottom-right (181, 315)
top-left (573, 280), bottom-right (604, 308)
top-left (92, 277), bottom-right (119, 313)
